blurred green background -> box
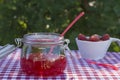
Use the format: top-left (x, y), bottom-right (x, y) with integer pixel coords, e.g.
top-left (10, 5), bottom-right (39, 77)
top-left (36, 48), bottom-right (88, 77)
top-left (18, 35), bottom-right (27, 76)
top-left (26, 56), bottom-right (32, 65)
top-left (0, 0), bottom-right (120, 51)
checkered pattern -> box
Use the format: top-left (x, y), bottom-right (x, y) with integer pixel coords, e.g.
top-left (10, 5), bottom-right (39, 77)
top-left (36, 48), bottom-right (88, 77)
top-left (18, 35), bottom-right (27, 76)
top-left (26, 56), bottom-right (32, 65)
top-left (0, 49), bottom-right (120, 80)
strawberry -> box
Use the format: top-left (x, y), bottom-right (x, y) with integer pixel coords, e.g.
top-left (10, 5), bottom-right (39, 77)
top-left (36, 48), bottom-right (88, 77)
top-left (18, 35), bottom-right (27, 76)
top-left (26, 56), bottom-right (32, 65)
top-left (89, 34), bottom-right (100, 41)
top-left (78, 33), bottom-right (87, 40)
top-left (101, 34), bottom-right (110, 41)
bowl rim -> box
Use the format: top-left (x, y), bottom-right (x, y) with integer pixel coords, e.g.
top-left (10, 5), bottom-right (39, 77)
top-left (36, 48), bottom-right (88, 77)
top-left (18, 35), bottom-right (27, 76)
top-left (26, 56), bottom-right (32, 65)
top-left (75, 37), bottom-right (111, 43)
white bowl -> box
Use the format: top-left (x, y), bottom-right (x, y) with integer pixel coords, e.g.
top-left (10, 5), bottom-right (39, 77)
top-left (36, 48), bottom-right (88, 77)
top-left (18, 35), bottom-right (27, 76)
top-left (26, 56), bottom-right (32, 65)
top-left (75, 38), bottom-right (112, 60)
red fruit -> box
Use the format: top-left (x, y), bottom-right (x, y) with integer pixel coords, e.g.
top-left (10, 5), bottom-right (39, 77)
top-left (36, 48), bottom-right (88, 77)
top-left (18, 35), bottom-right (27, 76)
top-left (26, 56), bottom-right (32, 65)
top-left (89, 34), bottom-right (100, 41)
top-left (101, 34), bottom-right (110, 41)
top-left (29, 53), bottom-right (45, 61)
top-left (78, 33), bottom-right (87, 40)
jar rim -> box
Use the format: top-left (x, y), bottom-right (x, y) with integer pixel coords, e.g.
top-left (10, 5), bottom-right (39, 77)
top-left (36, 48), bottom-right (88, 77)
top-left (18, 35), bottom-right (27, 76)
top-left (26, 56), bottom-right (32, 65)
top-left (22, 32), bottom-right (64, 44)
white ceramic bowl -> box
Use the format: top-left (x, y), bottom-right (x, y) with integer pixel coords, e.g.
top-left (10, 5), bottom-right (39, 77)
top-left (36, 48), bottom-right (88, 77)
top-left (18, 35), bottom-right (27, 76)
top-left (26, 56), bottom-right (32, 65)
top-left (76, 38), bottom-right (113, 60)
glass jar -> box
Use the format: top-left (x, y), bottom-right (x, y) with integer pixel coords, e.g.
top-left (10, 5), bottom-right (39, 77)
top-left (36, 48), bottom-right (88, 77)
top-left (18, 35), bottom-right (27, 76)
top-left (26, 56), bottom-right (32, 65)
top-left (15, 32), bottom-right (70, 77)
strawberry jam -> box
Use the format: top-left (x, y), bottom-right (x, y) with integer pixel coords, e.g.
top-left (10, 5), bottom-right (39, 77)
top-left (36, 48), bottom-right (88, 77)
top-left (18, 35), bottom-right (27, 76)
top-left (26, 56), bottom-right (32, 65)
top-left (20, 53), bottom-right (67, 76)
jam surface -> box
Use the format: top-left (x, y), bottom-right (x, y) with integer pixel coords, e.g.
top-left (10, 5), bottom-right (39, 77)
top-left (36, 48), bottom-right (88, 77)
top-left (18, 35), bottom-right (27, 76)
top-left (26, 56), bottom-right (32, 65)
top-left (20, 53), bottom-right (67, 76)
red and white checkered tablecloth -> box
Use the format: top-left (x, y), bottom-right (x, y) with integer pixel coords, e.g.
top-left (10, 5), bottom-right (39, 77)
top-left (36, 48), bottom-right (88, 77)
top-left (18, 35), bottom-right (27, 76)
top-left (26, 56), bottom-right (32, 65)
top-left (0, 49), bottom-right (120, 80)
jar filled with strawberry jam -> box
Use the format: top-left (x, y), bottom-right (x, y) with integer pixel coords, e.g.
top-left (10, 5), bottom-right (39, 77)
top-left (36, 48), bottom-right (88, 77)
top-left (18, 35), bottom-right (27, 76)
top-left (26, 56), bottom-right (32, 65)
top-left (15, 33), bottom-right (70, 77)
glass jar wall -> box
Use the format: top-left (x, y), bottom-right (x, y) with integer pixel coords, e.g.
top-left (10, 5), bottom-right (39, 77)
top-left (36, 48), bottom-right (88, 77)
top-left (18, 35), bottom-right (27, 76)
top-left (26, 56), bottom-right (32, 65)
top-left (20, 33), bottom-right (67, 76)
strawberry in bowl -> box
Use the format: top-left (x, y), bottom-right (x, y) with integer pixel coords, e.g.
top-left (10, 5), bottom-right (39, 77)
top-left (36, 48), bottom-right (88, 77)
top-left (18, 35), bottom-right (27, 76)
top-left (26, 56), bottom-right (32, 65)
top-left (76, 33), bottom-right (112, 60)
top-left (78, 33), bottom-right (110, 42)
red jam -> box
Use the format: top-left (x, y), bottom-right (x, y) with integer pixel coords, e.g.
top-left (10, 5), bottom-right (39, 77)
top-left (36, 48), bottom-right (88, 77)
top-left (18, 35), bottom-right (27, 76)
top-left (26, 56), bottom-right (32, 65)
top-left (20, 53), bottom-right (67, 76)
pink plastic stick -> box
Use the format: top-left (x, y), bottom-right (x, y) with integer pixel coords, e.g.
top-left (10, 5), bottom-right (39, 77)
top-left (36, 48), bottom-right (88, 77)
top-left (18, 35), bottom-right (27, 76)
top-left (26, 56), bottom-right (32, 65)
top-left (60, 11), bottom-right (85, 36)
top-left (48, 12), bottom-right (85, 54)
